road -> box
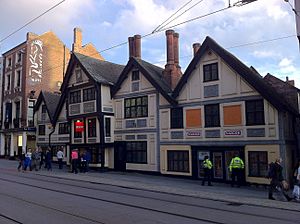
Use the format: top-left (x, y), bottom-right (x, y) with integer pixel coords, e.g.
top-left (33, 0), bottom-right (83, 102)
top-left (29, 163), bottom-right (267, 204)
top-left (0, 163), bottom-right (299, 224)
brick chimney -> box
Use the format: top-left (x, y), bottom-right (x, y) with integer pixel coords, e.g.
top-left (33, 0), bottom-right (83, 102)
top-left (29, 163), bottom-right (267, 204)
top-left (163, 30), bottom-right (182, 90)
top-left (193, 43), bottom-right (201, 56)
top-left (286, 76), bottom-right (295, 86)
top-left (72, 27), bottom-right (82, 52)
top-left (128, 35), bottom-right (141, 59)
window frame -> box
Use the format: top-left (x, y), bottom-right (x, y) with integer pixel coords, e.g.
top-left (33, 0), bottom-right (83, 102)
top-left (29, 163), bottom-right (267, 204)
top-left (87, 118), bottom-right (97, 138)
top-left (203, 62), bottom-right (218, 82)
top-left (38, 125), bottom-right (46, 135)
top-left (171, 107), bottom-right (183, 129)
top-left (167, 150), bottom-right (190, 173)
top-left (246, 100), bottom-right (265, 126)
top-left (105, 117), bottom-right (111, 137)
top-left (69, 90), bottom-right (81, 104)
top-left (132, 70), bottom-right (140, 81)
top-left (124, 96), bottom-right (148, 119)
top-left (83, 87), bottom-right (95, 102)
top-left (126, 141), bottom-right (147, 164)
top-left (204, 104), bottom-right (220, 127)
top-left (74, 120), bottom-right (83, 139)
top-left (58, 122), bottom-right (69, 134)
top-left (248, 151), bottom-right (268, 177)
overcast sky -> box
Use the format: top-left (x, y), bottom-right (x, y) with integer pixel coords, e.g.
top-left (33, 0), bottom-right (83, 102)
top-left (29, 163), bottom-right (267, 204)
top-left (0, 0), bottom-right (299, 87)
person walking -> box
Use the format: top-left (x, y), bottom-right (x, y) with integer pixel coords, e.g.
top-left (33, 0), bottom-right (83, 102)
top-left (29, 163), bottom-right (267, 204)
top-left (229, 153), bottom-right (244, 187)
top-left (45, 148), bottom-right (52, 171)
top-left (23, 149), bottom-right (32, 171)
top-left (202, 155), bottom-right (213, 186)
top-left (71, 149), bottom-right (79, 174)
top-left (39, 147), bottom-right (44, 170)
top-left (17, 152), bottom-right (25, 171)
top-left (268, 158), bottom-right (292, 201)
top-left (57, 148), bottom-right (64, 169)
top-left (31, 148), bottom-right (41, 171)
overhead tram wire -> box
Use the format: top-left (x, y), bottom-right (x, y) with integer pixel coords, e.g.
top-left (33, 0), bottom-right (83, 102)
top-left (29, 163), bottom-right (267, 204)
top-left (154, 0), bottom-right (205, 32)
top-left (34, 0), bottom-right (258, 75)
top-left (152, 0), bottom-right (193, 33)
top-left (0, 0), bottom-right (67, 44)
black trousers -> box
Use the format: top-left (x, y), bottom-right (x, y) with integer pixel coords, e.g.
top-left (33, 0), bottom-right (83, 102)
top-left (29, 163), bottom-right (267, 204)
top-left (58, 158), bottom-right (63, 169)
top-left (72, 159), bottom-right (78, 174)
top-left (231, 168), bottom-right (242, 187)
top-left (202, 168), bottom-right (212, 185)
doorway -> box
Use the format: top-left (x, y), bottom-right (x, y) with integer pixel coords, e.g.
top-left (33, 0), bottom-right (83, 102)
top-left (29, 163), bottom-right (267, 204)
top-left (114, 141), bottom-right (126, 171)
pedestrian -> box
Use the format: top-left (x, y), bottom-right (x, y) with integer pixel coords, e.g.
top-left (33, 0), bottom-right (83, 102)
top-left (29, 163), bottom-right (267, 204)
top-left (71, 149), bottom-right (78, 174)
top-left (39, 147), bottom-right (44, 170)
top-left (23, 148), bottom-right (32, 171)
top-left (80, 151), bottom-right (87, 173)
top-left (202, 156), bottom-right (213, 186)
top-left (86, 150), bottom-right (91, 172)
top-left (229, 152), bottom-right (244, 187)
top-left (31, 148), bottom-right (41, 171)
top-left (17, 152), bottom-right (25, 171)
top-left (56, 147), bottom-right (64, 169)
top-left (45, 147), bottom-right (52, 171)
top-left (267, 158), bottom-right (292, 201)
top-left (292, 160), bottom-right (300, 200)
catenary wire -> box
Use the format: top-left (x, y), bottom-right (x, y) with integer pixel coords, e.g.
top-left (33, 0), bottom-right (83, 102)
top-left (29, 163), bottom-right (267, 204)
top-left (0, 0), bottom-right (67, 43)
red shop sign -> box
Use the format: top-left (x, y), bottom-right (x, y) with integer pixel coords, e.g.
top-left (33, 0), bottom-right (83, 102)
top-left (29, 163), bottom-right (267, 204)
top-left (75, 121), bottom-right (84, 133)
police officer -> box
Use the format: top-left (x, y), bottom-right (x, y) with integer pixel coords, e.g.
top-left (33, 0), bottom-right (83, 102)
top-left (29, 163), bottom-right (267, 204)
top-left (229, 153), bottom-right (244, 187)
top-left (202, 155), bottom-right (213, 186)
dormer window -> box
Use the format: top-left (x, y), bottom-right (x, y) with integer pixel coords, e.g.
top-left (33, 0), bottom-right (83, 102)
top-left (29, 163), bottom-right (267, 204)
top-left (42, 105), bottom-right (47, 114)
top-left (132, 70), bottom-right (140, 81)
top-left (203, 63), bottom-right (218, 82)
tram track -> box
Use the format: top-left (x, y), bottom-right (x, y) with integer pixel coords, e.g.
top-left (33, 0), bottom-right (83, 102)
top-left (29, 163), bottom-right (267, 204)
top-left (0, 173), bottom-right (298, 224)
top-left (0, 213), bottom-right (23, 224)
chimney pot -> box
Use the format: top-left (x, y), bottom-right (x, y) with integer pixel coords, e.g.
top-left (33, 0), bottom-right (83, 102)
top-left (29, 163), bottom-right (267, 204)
top-left (166, 30), bottom-right (175, 65)
top-left (73, 27), bottom-right (82, 52)
top-left (134, 34), bottom-right (141, 59)
top-left (173, 33), bottom-right (179, 66)
top-left (128, 37), bottom-right (135, 58)
top-left (193, 43), bottom-right (201, 56)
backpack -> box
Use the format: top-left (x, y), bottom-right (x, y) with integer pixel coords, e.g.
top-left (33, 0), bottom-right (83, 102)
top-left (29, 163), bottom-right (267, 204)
top-left (267, 162), bottom-right (275, 178)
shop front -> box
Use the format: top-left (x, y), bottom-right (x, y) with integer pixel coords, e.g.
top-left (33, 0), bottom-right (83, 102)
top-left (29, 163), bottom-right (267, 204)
top-left (192, 146), bottom-right (245, 183)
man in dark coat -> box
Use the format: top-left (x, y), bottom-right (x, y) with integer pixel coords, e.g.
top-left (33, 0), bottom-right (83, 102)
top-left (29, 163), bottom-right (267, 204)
top-left (268, 158), bottom-right (291, 201)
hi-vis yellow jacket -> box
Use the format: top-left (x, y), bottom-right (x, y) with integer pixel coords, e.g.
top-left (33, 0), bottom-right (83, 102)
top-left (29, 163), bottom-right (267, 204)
top-left (229, 156), bottom-right (244, 172)
top-left (203, 159), bottom-right (213, 169)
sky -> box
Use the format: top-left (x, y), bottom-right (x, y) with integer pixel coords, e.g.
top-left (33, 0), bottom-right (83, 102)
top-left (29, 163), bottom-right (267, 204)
top-left (0, 0), bottom-right (299, 87)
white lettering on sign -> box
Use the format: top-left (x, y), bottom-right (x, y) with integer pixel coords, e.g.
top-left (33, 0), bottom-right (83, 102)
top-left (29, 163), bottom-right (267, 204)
top-left (186, 131), bottom-right (201, 137)
top-left (29, 40), bottom-right (43, 84)
top-left (224, 130), bottom-right (242, 136)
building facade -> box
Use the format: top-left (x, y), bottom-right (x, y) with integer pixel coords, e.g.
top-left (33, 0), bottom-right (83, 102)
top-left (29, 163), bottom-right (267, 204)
top-left (159, 36), bottom-right (299, 184)
top-left (59, 52), bottom-right (123, 168)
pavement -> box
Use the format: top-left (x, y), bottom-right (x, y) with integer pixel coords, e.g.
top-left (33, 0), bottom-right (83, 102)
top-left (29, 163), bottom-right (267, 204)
top-left (1, 159), bottom-right (300, 211)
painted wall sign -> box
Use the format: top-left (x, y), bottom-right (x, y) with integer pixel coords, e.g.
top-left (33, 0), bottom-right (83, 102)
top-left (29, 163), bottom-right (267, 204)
top-left (186, 130), bottom-right (201, 137)
top-left (75, 121), bottom-right (84, 133)
top-left (29, 40), bottom-right (43, 84)
top-left (224, 129), bottom-right (242, 136)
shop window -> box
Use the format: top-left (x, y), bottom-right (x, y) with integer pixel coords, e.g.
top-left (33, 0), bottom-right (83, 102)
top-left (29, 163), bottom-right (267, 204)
top-left (186, 109), bottom-right (201, 128)
top-left (246, 100), bottom-right (264, 126)
top-left (167, 150), bottom-right (189, 173)
top-left (59, 122), bottom-right (69, 134)
top-left (74, 120), bottom-right (83, 138)
top-left (248, 151), bottom-right (268, 177)
top-left (124, 96), bottom-right (148, 118)
top-left (105, 117), bottom-right (111, 137)
top-left (88, 118), bottom-right (97, 138)
top-left (83, 87), bottom-right (95, 102)
top-left (69, 90), bottom-right (81, 104)
top-left (223, 105), bottom-right (242, 126)
top-left (203, 62), bottom-right (218, 82)
top-left (126, 141), bottom-right (147, 164)
top-left (205, 104), bottom-right (220, 127)
top-left (132, 70), bottom-right (140, 81)
top-left (38, 125), bottom-right (46, 135)
top-left (171, 107), bottom-right (183, 129)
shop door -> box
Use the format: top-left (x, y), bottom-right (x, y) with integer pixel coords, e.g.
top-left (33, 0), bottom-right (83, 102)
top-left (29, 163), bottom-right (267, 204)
top-left (197, 151), bottom-right (210, 178)
top-left (114, 142), bottom-right (126, 171)
top-left (212, 152), bottom-right (223, 179)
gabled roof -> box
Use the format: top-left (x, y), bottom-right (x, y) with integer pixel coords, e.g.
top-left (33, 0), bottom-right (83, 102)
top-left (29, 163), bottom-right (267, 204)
top-left (173, 36), bottom-right (298, 115)
top-left (112, 57), bottom-right (176, 104)
top-left (74, 52), bottom-right (124, 85)
top-left (34, 91), bottom-right (61, 124)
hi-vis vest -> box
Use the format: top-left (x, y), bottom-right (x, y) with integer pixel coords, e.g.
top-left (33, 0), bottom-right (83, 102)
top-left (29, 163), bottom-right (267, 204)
top-left (203, 159), bottom-right (213, 169)
top-left (229, 157), bottom-right (244, 172)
